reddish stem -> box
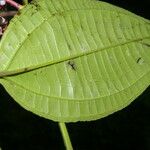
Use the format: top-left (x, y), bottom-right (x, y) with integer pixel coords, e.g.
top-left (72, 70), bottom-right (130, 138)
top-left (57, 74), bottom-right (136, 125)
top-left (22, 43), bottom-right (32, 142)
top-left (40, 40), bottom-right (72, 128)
top-left (6, 0), bottom-right (23, 9)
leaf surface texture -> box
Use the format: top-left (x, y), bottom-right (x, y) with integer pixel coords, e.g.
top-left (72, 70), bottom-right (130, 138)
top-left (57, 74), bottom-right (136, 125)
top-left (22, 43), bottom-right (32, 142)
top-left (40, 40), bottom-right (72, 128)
top-left (0, 0), bottom-right (150, 122)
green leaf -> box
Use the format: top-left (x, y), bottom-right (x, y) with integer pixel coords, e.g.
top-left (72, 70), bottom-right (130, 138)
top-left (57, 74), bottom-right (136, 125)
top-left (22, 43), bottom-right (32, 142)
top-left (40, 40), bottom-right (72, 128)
top-left (0, 0), bottom-right (150, 122)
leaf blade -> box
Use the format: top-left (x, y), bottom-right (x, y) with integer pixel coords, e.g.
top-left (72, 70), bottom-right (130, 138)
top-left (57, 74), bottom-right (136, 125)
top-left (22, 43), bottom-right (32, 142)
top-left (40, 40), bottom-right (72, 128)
top-left (0, 0), bottom-right (150, 122)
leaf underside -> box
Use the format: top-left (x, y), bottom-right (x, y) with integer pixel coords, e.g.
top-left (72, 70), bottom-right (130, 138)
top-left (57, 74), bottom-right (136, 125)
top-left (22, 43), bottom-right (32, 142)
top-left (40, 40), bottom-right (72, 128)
top-left (0, 0), bottom-right (150, 122)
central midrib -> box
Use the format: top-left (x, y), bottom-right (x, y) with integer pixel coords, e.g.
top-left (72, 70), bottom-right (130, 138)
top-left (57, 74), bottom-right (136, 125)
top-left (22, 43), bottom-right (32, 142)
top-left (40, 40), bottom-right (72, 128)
top-left (0, 36), bottom-right (149, 78)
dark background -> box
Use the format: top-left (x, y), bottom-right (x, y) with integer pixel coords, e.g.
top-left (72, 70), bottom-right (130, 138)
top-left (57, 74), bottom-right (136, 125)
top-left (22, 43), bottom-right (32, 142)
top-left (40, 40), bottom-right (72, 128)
top-left (0, 0), bottom-right (150, 150)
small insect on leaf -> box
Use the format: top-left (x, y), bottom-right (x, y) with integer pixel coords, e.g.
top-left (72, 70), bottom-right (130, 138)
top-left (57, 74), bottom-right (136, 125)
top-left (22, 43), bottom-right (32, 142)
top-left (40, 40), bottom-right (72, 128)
top-left (67, 60), bottom-right (76, 71)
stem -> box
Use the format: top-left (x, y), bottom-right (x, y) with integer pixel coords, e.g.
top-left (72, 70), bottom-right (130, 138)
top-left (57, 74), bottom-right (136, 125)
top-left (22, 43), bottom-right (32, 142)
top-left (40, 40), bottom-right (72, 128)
top-left (23, 0), bottom-right (28, 5)
top-left (0, 11), bottom-right (17, 17)
top-left (59, 122), bottom-right (73, 150)
top-left (6, 0), bottom-right (23, 9)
